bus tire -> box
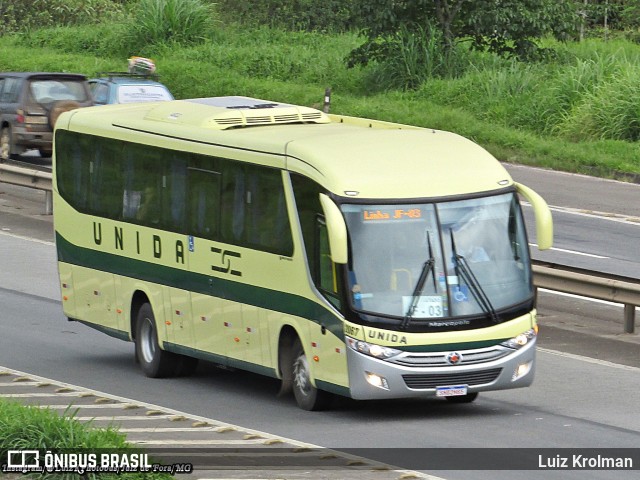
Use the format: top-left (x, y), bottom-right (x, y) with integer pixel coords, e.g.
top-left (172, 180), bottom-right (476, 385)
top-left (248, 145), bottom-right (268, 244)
top-left (135, 303), bottom-right (175, 378)
top-left (445, 392), bottom-right (479, 404)
top-left (291, 338), bottom-right (331, 411)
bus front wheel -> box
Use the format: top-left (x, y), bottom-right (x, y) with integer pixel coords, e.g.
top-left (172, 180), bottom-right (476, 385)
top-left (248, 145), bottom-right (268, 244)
top-left (135, 303), bottom-right (175, 378)
top-left (291, 338), bottom-right (331, 411)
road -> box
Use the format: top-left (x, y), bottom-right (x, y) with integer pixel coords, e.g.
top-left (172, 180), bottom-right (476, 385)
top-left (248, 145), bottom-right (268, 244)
top-left (1, 166), bottom-right (639, 479)
top-left (503, 164), bottom-right (640, 279)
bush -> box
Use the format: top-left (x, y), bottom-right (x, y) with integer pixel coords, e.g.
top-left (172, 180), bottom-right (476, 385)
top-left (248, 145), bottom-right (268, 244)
top-left (216, 0), bottom-right (357, 32)
top-left (363, 23), bottom-right (467, 91)
top-left (124, 0), bottom-right (216, 50)
top-left (556, 68), bottom-right (640, 141)
top-left (21, 24), bottom-right (132, 58)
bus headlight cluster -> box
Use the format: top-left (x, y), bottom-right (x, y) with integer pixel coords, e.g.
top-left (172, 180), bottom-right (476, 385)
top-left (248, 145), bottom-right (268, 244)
top-left (346, 337), bottom-right (401, 360)
top-left (501, 328), bottom-right (536, 349)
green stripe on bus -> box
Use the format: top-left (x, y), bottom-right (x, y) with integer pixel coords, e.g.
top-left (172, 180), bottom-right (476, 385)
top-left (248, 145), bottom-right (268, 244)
top-left (56, 232), bottom-right (345, 340)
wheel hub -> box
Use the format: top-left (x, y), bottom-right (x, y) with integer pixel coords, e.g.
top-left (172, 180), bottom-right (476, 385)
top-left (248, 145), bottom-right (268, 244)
top-left (293, 355), bottom-right (311, 397)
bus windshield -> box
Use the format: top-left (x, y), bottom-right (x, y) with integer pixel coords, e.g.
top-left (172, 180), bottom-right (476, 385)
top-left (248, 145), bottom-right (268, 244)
top-left (341, 192), bottom-right (532, 322)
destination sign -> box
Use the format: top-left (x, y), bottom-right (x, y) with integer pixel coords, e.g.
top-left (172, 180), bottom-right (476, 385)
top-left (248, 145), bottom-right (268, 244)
top-left (362, 208), bottom-right (423, 222)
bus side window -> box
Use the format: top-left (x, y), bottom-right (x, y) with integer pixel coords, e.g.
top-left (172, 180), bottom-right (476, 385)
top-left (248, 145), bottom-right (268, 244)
top-left (163, 157), bottom-right (187, 232)
top-left (187, 166), bottom-right (221, 239)
top-left (122, 145), bottom-right (162, 225)
top-left (316, 217), bottom-right (341, 309)
top-left (245, 167), bottom-right (293, 255)
top-left (220, 164), bottom-right (245, 244)
top-left (292, 172), bottom-right (342, 308)
top-left (90, 137), bottom-right (123, 219)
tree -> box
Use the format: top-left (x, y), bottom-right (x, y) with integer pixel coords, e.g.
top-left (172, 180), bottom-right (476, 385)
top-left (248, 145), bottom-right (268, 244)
top-left (461, 0), bottom-right (577, 58)
top-left (349, 0), bottom-right (578, 70)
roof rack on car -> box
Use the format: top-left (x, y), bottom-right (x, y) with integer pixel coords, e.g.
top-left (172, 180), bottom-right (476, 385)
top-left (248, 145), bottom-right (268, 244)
top-left (96, 72), bottom-right (160, 81)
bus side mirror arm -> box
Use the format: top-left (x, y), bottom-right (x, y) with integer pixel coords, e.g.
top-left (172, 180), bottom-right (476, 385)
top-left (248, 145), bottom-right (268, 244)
top-left (515, 182), bottom-right (554, 250)
top-left (319, 194), bottom-right (348, 264)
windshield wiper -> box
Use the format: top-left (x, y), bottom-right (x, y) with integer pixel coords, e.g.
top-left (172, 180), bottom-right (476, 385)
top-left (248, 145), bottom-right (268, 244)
top-left (450, 229), bottom-right (499, 324)
top-left (401, 233), bottom-right (437, 330)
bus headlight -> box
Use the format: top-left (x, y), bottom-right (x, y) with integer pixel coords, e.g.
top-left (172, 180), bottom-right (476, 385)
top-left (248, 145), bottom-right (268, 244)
top-left (501, 328), bottom-right (536, 349)
top-left (346, 337), bottom-right (401, 360)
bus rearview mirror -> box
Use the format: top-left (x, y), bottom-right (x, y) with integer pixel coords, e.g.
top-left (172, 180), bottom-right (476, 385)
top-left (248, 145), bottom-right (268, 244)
top-left (319, 194), bottom-right (348, 264)
top-left (515, 182), bottom-right (553, 250)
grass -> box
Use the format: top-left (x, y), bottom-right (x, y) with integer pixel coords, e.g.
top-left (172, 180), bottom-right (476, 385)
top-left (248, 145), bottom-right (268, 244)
top-left (0, 399), bottom-right (171, 480)
top-left (1, 22), bottom-right (640, 179)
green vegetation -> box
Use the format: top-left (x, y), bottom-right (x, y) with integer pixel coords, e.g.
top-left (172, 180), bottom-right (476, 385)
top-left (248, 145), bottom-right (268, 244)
top-left (0, 0), bottom-right (638, 179)
top-left (126, 0), bottom-right (216, 49)
top-left (0, 399), bottom-right (170, 480)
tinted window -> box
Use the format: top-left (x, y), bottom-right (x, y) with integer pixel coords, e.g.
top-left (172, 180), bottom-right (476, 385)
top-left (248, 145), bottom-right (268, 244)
top-left (0, 78), bottom-right (22, 103)
top-left (91, 83), bottom-right (109, 104)
top-left (29, 79), bottom-right (89, 103)
top-left (55, 130), bottom-right (293, 256)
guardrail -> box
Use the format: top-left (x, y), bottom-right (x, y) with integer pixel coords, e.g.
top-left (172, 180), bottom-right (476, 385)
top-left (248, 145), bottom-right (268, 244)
top-left (533, 261), bottom-right (639, 334)
top-left (0, 163), bottom-right (53, 214)
top-left (1, 164), bottom-right (638, 333)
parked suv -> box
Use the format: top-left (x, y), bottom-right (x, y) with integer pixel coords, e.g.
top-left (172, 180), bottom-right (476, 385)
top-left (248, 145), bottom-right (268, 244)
top-left (0, 72), bottom-right (93, 161)
top-left (89, 72), bottom-right (173, 105)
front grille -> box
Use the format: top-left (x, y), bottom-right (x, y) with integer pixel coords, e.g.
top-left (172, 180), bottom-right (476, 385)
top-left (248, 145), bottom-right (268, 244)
top-left (392, 347), bottom-right (511, 368)
top-left (402, 368), bottom-right (502, 389)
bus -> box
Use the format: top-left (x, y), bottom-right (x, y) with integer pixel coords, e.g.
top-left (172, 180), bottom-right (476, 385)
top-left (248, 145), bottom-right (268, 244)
top-left (53, 96), bottom-right (553, 410)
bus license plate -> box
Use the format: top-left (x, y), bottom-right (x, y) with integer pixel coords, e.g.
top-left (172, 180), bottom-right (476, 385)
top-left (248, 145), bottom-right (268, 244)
top-left (436, 385), bottom-right (468, 397)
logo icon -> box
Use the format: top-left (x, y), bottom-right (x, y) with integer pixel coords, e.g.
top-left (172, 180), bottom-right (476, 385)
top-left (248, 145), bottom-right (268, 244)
top-left (446, 352), bottom-right (462, 365)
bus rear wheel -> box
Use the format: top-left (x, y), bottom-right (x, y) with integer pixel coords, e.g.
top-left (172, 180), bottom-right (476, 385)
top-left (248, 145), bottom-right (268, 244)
top-left (291, 338), bottom-right (331, 411)
top-left (135, 303), bottom-right (176, 378)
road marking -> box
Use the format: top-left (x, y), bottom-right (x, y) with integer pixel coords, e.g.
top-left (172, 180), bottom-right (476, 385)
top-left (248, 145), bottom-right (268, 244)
top-left (521, 201), bottom-right (640, 225)
top-left (34, 404), bottom-right (144, 409)
top-left (529, 243), bottom-right (608, 259)
top-left (0, 381), bottom-right (41, 386)
top-left (74, 415), bottom-right (177, 421)
top-left (134, 440), bottom-right (268, 445)
top-left (539, 288), bottom-right (640, 309)
top-left (119, 427), bottom-right (220, 432)
top-left (0, 229), bottom-right (54, 245)
top-left (0, 392), bottom-right (82, 397)
top-left (539, 348), bottom-right (640, 373)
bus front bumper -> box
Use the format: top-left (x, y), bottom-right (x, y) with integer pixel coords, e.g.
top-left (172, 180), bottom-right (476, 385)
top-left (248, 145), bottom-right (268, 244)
top-left (346, 339), bottom-right (536, 400)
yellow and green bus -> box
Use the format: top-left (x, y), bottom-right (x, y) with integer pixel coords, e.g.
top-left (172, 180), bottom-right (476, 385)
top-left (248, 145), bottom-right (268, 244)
top-left (53, 96), bottom-right (552, 410)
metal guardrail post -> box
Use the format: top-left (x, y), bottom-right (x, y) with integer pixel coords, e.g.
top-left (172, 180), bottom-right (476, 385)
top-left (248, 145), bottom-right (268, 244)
top-left (45, 190), bottom-right (53, 215)
top-left (624, 305), bottom-right (636, 334)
